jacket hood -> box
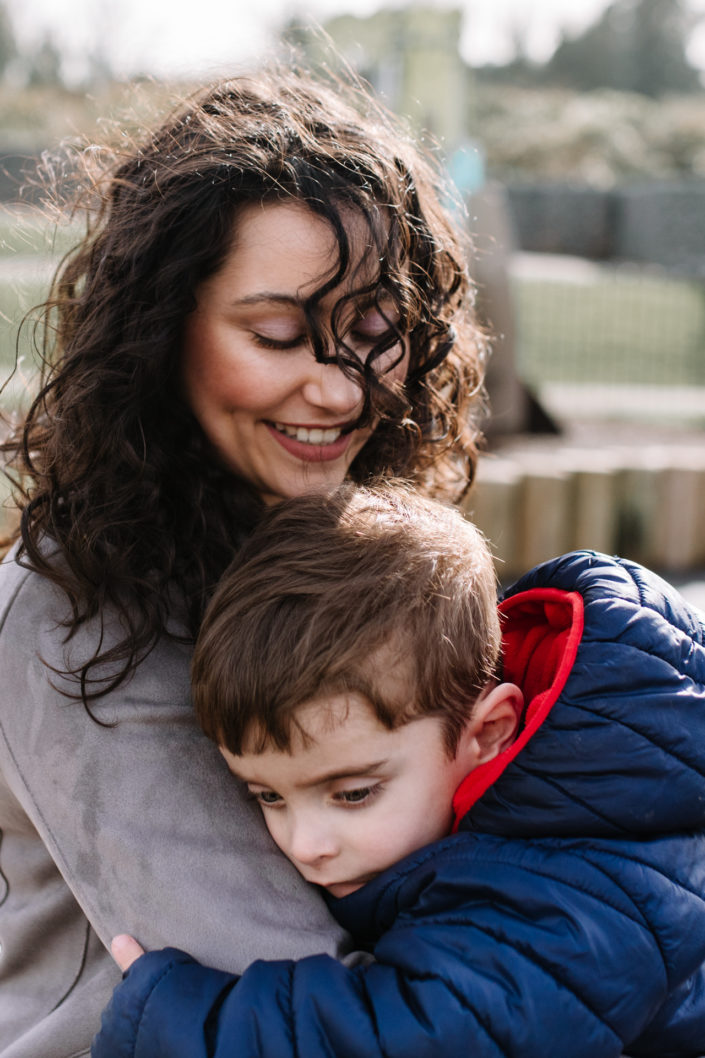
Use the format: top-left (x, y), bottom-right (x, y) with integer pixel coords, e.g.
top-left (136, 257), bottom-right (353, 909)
top-left (454, 550), bottom-right (705, 839)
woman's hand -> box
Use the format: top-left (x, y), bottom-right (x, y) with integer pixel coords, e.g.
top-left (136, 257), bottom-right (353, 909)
top-left (111, 933), bottom-right (146, 972)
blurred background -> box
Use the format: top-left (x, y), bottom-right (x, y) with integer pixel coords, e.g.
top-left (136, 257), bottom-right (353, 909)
top-left (0, 0), bottom-right (703, 598)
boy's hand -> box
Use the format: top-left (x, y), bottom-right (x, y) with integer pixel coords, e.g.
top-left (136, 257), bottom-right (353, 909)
top-left (111, 934), bottom-right (146, 972)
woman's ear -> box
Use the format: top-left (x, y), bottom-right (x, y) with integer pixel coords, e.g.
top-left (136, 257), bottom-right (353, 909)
top-left (457, 682), bottom-right (524, 767)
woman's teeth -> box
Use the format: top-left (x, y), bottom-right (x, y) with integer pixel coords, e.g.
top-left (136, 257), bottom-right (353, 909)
top-left (275, 423), bottom-right (342, 445)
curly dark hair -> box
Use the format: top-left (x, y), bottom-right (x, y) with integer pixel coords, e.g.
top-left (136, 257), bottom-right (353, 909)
top-left (2, 64), bottom-right (488, 706)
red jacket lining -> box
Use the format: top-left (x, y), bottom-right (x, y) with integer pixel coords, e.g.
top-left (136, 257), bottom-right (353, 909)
top-left (452, 588), bottom-right (585, 829)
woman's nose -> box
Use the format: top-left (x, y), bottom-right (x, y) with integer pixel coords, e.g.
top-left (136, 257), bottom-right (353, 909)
top-left (301, 358), bottom-right (364, 418)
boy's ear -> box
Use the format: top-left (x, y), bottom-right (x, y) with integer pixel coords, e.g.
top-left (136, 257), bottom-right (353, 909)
top-left (457, 682), bottom-right (524, 767)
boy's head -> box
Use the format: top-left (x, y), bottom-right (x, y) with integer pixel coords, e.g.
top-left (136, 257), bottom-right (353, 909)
top-left (193, 482), bottom-right (522, 896)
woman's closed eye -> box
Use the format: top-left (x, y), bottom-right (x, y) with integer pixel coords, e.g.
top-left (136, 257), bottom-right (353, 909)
top-left (250, 331), bottom-right (307, 351)
top-left (353, 303), bottom-right (401, 335)
top-left (248, 301), bottom-right (402, 353)
top-left (251, 328), bottom-right (399, 355)
top-left (348, 326), bottom-right (399, 350)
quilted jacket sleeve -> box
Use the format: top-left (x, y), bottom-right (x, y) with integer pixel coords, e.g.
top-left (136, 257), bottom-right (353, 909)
top-left (91, 830), bottom-right (705, 1058)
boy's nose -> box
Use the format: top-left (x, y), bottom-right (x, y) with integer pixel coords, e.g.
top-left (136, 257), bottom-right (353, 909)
top-left (287, 815), bottom-right (339, 867)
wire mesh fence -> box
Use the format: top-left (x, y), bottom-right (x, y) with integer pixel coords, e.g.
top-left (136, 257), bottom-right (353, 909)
top-left (510, 253), bottom-right (705, 389)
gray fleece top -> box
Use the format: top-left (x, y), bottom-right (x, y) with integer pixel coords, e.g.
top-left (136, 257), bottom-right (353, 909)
top-left (0, 545), bottom-right (349, 1058)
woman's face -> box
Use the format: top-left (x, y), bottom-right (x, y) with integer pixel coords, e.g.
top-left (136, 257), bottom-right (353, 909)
top-left (182, 201), bottom-right (407, 504)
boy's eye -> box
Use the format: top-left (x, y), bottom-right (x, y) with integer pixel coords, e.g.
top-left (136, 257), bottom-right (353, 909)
top-left (253, 789), bottom-right (282, 806)
top-left (334, 785), bottom-right (379, 806)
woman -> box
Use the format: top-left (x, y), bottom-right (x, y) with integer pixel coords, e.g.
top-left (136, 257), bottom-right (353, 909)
top-left (0, 66), bottom-right (486, 1057)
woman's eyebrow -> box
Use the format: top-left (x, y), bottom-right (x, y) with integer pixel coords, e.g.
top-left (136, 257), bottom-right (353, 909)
top-left (232, 292), bottom-right (392, 312)
top-left (232, 292), bottom-right (303, 307)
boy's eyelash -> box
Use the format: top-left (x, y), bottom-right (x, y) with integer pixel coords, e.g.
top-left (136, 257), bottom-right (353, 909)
top-left (334, 783), bottom-right (383, 807)
top-left (248, 789), bottom-right (283, 807)
top-left (247, 783), bottom-right (385, 808)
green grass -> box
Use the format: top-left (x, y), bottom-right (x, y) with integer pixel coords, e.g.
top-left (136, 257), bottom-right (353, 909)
top-left (0, 271), bottom-right (51, 409)
top-left (0, 208), bottom-right (80, 409)
top-left (0, 469), bottom-right (19, 537)
top-left (514, 270), bottom-right (705, 387)
top-left (0, 207), bottom-right (84, 258)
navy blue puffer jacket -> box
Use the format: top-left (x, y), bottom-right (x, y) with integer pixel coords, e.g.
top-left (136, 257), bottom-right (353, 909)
top-left (91, 552), bottom-right (705, 1058)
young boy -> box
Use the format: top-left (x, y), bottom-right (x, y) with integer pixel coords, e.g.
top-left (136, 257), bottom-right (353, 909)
top-left (93, 484), bottom-right (705, 1058)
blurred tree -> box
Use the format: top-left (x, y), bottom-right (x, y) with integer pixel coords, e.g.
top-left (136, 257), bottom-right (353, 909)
top-left (546, 0), bottom-right (702, 96)
top-left (0, 2), bottom-right (16, 81)
top-left (26, 35), bottom-right (63, 87)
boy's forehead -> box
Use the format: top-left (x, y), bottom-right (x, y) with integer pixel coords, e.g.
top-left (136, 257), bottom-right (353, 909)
top-left (245, 691), bottom-right (380, 756)
top-left (222, 692), bottom-right (403, 778)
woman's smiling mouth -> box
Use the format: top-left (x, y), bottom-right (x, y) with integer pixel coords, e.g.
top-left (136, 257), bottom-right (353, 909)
top-left (273, 422), bottom-right (344, 445)
top-left (266, 421), bottom-right (362, 463)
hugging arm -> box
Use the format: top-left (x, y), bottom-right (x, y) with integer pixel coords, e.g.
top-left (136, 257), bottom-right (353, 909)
top-left (92, 834), bottom-right (705, 1058)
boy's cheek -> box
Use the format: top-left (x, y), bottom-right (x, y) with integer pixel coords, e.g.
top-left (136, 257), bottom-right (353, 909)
top-left (262, 813), bottom-right (288, 853)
